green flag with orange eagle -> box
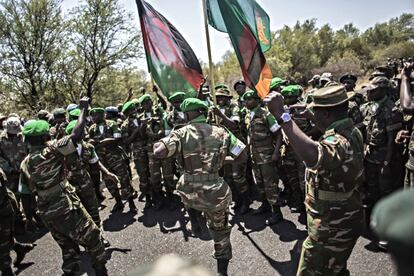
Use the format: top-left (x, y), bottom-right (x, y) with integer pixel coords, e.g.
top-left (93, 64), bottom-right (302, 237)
top-left (207, 0), bottom-right (272, 98)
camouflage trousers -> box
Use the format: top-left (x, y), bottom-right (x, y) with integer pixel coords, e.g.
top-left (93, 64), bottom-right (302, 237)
top-left (223, 162), bottom-right (248, 199)
top-left (364, 161), bottom-right (394, 204)
top-left (0, 213), bottom-right (14, 272)
top-left (41, 200), bottom-right (106, 274)
top-left (147, 149), bottom-right (174, 194)
top-left (281, 148), bottom-right (305, 204)
top-left (70, 177), bottom-right (101, 228)
top-left (104, 158), bottom-right (135, 200)
top-left (404, 168), bottom-right (414, 189)
top-left (161, 157), bottom-right (175, 194)
top-left (297, 208), bottom-right (363, 276)
top-left (252, 162), bottom-right (280, 205)
top-left (133, 149), bottom-right (150, 195)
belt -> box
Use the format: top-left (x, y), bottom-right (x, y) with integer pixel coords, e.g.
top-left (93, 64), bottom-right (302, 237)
top-left (306, 182), bottom-right (354, 201)
top-left (183, 173), bottom-right (219, 182)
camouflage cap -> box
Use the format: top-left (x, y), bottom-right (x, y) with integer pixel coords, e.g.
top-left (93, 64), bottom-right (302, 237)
top-left (270, 77), bottom-right (286, 89)
top-left (324, 80), bottom-right (339, 87)
top-left (65, 120), bottom-right (77, 135)
top-left (308, 74), bottom-right (321, 83)
top-left (365, 76), bottom-right (390, 91)
top-left (105, 106), bottom-right (119, 113)
top-left (52, 108), bottom-right (66, 116)
top-left (180, 98), bottom-right (208, 112)
top-left (321, 72), bottom-right (333, 80)
top-left (122, 101), bottom-right (136, 114)
top-left (168, 92), bottom-right (186, 102)
top-left (137, 94), bottom-right (152, 104)
top-left (37, 109), bottom-right (50, 119)
top-left (339, 73), bottom-right (357, 84)
top-left (307, 85), bottom-right (353, 108)
top-left (201, 85), bottom-right (210, 94)
top-left (241, 90), bottom-right (259, 101)
top-left (281, 85), bottom-right (301, 97)
top-left (370, 189), bottom-right (414, 261)
top-left (233, 80), bottom-right (246, 90)
top-left (66, 103), bottom-right (78, 113)
top-left (23, 120), bottom-right (50, 137)
top-left (215, 87), bottom-right (232, 98)
top-left (5, 117), bottom-right (22, 135)
top-left (369, 71), bottom-right (387, 80)
top-left (90, 107), bottom-right (105, 115)
top-left (214, 83), bottom-right (229, 91)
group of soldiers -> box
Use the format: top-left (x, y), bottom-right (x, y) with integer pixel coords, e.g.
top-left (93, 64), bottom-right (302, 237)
top-left (1, 58), bottom-right (414, 276)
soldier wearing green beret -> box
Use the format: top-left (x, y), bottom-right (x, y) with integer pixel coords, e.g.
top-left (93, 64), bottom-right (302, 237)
top-left (88, 107), bottom-right (137, 213)
top-left (265, 85), bottom-right (365, 276)
top-left (154, 98), bottom-right (248, 276)
top-left (210, 87), bottom-right (250, 214)
top-left (279, 85), bottom-right (312, 212)
top-left (243, 90), bottom-right (284, 225)
top-left (360, 77), bottom-right (403, 208)
top-left (50, 108), bottom-right (68, 140)
top-left (270, 77), bottom-right (287, 92)
top-left (19, 98), bottom-right (108, 275)
top-left (65, 120), bottom-right (119, 247)
top-left (121, 101), bottom-right (151, 207)
top-left (138, 95), bottom-right (167, 210)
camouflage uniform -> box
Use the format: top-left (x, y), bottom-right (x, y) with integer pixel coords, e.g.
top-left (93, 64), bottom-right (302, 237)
top-left (159, 114), bottom-right (246, 261)
top-left (65, 141), bottom-right (101, 227)
top-left (88, 119), bottom-right (134, 199)
top-left (297, 118), bottom-right (365, 276)
top-left (361, 96), bottom-right (403, 203)
top-left (0, 169), bottom-right (15, 274)
top-left (246, 106), bottom-right (281, 206)
top-left (404, 131), bottom-right (414, 188)
top-left (20, 135), bottom-right (106, 274)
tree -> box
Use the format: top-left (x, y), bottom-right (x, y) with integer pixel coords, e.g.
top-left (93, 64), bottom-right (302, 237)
top-left (0, 0), bottom-right (66, 112)
top-left (68, 0), bottom-right (142, 101)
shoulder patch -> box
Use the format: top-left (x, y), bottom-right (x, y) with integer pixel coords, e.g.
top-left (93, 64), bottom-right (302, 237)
top-left (323, 135), bottom-right (339, 145)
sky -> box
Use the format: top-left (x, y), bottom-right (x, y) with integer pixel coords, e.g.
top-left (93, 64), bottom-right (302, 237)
top-left (62, 0), bottom-right (414, 69)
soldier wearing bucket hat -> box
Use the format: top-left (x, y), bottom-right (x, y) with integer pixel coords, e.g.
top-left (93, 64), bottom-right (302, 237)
top-left (265, 85), bottom-right (365, 275)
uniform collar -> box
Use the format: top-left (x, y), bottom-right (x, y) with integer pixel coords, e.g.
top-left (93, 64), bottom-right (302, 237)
top-left (190, 115), bottom-right (207, 124)
top-left (325, 118), bottom-right (353, 133)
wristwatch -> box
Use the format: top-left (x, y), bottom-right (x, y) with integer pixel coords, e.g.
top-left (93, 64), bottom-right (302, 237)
top-left (277, 112), bottom-right (292, 125)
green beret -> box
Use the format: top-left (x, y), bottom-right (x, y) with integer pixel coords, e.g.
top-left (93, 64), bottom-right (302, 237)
top-left (241, 90), bottom-right (259, 101)
top-left (65, 120), bottom-right (77, 135)
top-left (270, 77), bottom-right (286, 89)
top-left (23, 120), bottom-right (50, 137)
top-left (168, 92), bottom-right (186, 102)
top-left (281, 85), bottom-right (301, 97)
top-left (137, 94), bottom-right (152, 104)
top-left (122, 101), bottom-right (136, 114)
top-left (90, 107), bottom-right (105, 115)
top-left (180, 98), bottom-right (208, 112)
top-left (69, 108), bottom-right (81, 118)
top-left (52, 108), bottom-right (66, 116)
top-left (131, 98), bottom-right (140, 104)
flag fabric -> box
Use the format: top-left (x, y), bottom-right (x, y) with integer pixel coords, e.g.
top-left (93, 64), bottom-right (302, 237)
top-left (212, 0), bottom-right (272, 98)
top-left (207, 0), bottom-right (272, 52)
top-left (136, 0), bottom-right (204, 99)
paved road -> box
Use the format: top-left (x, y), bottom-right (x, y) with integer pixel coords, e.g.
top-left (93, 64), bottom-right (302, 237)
top-left (13, 179), bottom-right (396, 276)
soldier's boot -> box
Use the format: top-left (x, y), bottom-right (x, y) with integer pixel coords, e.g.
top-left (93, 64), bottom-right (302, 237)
top-left (235, 192), bottom-right (250, 215)
top-left (94, 264), bottom-right (108, 276)
top-left (144, 194), bottom-right (152, 209)
top-left (127, 197), bottom-right (138, 214)
top-left (289, 197), bottom-right (305, 213)
top-left (95, 187), bottom-right (106, 202)
top-left (187, 208), bottom-right (202, 237)
top-left (165, 192), bottom-right (177, 211)
top-left (217, 258), bottom-right (229, 276)
top-left (153, 192), bottom-right (164, 211)
top-left (111, 195), bottom-right (124, 213)
top-left (13, 242), bottom-right (36, 267)
top-left (253, 199), bottom-right (271, 215)
top-left (1, 266), bottom-right (15, 276)
top-left (266, 205), bottom-right (284, 226)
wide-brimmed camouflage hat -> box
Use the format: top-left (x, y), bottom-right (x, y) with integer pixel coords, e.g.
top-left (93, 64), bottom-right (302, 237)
top-left (215, 87), bottom-right (232, 98)
top-left (365, 76), bottom-right (390, 91)
top-left (307, 85), bottom-right (354, 108)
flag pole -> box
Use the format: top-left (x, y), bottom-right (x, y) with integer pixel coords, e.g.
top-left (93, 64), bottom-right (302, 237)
top-left (202, 0), bottom-right (217, 106)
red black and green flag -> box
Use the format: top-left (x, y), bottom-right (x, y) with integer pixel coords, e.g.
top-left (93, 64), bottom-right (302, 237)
top-left (136, 0), bottom-right (204, 99)
top-left (207, 0), bottom-right (272, 98)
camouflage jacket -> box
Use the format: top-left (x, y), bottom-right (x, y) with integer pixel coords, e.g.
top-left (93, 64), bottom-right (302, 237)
top-left (0, 131), bottom-right (27, 174)
top-left (0, 168), bottom-right (14, 217)
top-left (20, 136), bottom-right (81, 220)
top-left (120, 113), bottom-right (147, 154)
top-left (140, 108), bottom-right (164, 147)
top-left (88, 119), bottom-right (125, 160)
top-left (305, 118), bottom-right (364, 241)
top-left (165, 108), bottom-right (186, 134)
top-left (245, 106), bottom-right (280, 164)
top-left (348, 100), bottom-right (364, 130)
top-left (65, 141), bottom-right (99, 189)
top-left (159, 115), bottom-right (246, 211)
top-left (50, 122), bottom-right (68, 140)
top-left (361, 97), bottom-right (403, 163)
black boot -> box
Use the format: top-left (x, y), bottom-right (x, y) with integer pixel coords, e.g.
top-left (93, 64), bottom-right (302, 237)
top-left (153, 191), bottom-right (164, 210)
top-left (13, 242), bottom-right (36, 267)
top-left (187, 208), bottom-right (202, 237)
top-left (253, 199), bottom-right (271, 215)
top-left (128, 197), bottom-right (138, 214)
top-left (235, 192), bottom-right (250, 215)
top-left (166, 192), bottom-right (176, 211)
top-left (95, 187), bottom-right (106, 202)
top-left (94, 264), bottom-right (108, 276)
top-left (111, 196), bottom-right (124, 213)
top-left (1, 266), bottom-right (15, 276)
top-left (144, 194), bottom-right (152, 208)
top-left (217, 258), bottom-right (229, 276)
top-left (266, 205), bottom-right (284, 226)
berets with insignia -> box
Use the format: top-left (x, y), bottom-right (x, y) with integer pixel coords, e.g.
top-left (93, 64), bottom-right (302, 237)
top-left (281, 85), bottom-right (301, 97)
top-left (168, 92), bottom-right (186, 102)
top-left (122, 101), bottom-right (136, 114)
top-left (23, 120), bottom-right (50, 136)
top-left (90, 107), bottom-right (105, 115)
top-left (137, 94), bottom-right (152, 104)
top-left (65, 120), bottom-right (77, 135)
top-left (180, 98), bottom-right (209, 113)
